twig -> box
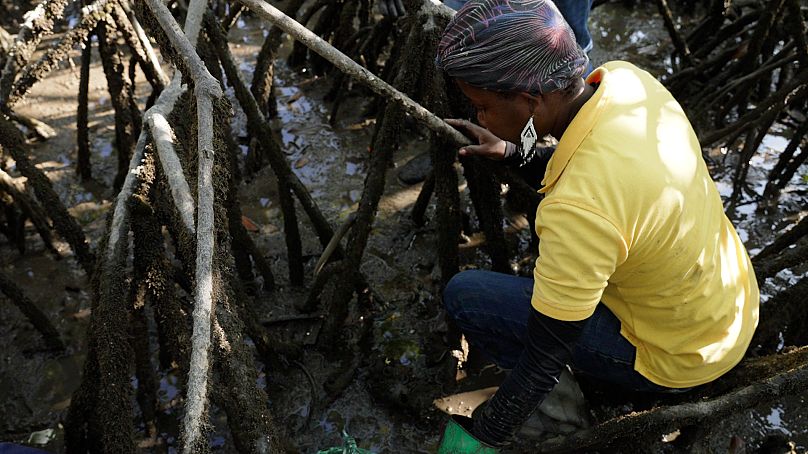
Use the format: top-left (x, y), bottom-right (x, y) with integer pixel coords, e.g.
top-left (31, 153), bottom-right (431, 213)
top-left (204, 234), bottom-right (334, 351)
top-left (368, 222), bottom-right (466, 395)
top-left (262, 313), bottom-right (323, 327)
top-left (314, 212), bottom-right (356, 276)
top-left (5, 110), bottom-right (56, 140)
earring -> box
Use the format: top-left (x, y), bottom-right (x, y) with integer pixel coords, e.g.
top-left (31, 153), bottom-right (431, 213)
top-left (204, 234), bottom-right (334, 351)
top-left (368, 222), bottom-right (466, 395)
top-left (520, 116), bottom-right (537, 154)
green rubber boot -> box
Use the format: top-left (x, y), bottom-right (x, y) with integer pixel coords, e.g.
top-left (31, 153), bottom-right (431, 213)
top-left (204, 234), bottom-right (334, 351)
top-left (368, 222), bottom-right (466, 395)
top-left (437, 415), bottom-right (500, 454)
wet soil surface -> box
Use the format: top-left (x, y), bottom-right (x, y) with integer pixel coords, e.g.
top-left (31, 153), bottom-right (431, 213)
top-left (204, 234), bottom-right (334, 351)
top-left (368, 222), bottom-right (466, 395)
top-left (1, 2), bottom-right (807, 453)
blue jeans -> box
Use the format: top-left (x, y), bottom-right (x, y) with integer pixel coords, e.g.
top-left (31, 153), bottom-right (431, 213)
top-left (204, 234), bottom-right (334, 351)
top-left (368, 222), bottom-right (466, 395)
top-left (444, 270), bottom-right (682, 393)
top-left (444, 0), bottom-right (593, 52)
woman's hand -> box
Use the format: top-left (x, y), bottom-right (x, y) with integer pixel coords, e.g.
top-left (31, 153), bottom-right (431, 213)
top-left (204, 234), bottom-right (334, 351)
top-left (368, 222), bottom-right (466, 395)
top-left (377, 0), bottom-right (406, 17)
top-left (445, 119), bottom-right (508, 161)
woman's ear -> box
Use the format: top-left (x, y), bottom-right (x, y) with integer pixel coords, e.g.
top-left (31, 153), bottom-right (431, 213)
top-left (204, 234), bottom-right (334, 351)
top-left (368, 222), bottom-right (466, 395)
top-left (518, 92), bottom-right (543, 114)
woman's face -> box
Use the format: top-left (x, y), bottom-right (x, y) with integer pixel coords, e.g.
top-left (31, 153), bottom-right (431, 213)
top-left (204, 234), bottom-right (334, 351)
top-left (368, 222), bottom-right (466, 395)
top-left (456, 79), bottom-right (535, 143)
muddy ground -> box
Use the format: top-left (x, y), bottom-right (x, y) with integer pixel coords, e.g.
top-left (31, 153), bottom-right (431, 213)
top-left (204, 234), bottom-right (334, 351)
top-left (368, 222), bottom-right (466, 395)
top-left (1, 1), bottom-right (807, 453)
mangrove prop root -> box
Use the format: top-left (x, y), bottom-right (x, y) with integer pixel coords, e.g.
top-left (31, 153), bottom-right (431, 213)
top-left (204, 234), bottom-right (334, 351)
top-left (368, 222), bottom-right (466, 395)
top-left (753, 276), bottom-right (808, 352)
top-left (0, 197), bottom-right (26, 254)
top-left (461, 156), bottom-right (511, 273)
top-left (700, 68), bottom-right (808, 147)
top-left (207, 13), bottom-right (305, 285)
top-left (64, 344), bottom-right (101, 453)
top-left (110, 3), bottom-right (168, 93)
top-left (655, 0), bottom-right (693, 67)
top-left (237, 0), bottom-right (471, 148)
top-left (112, 5), bottom-right (169, 96)
top-left (97, 18), bottom-right (143, 193)
top-left (315, 11), bottom-right (427, 350)
top-left (431, 137), bottom-right (462, 285)
top-left (0, 116), bottom-right (96, 275)
top-left (753, 215), bottom-right (808, 261)
top-left (533, 350), bottom-right (808, 453)
top-left (209, 96), bottom-right (283, 452)
top-left (130, 160), bottom-right (190, 371)
top-left (0, 168), bottom-right (59, 257)
top-left (0, 0), bottom-right (69, 104)
top-left (411, 169), bottom-right (435, 227)
top-left (92, 190), bottom-right (139, 454)
top-left (250, 0), bottom-right (306, 120)
top-left (6, 0), bottom-right (116, 108)
top-left (130, 291), bottom-right (160, 441)
top-left (753, 238), bottom-right (808, 281)
top-left (139, 0), bottom-right (226, 449)
top-left (0, 272), bottom-right (64, 351)
top-left (5, 110), bottom-right (56, 141)
top-left (205, 13), bottom-right (335, 255)
top-left (763, 118), bottom-right (808, 198)
top-left (77, 32), bottom-right (93, 181)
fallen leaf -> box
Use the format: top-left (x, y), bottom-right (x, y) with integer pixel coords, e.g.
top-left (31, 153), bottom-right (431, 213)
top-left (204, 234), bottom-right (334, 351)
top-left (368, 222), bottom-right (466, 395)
top-left (70, 308), bottom-right (91, 320)
top-left (295, 157), bottom-right (309, 169)
top-left (241, 215), bottom-right (260, 232)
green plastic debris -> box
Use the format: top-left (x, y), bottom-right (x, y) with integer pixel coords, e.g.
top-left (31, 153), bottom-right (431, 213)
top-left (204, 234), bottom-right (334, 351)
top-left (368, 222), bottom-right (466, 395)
top-left (317, 430), bottom-right (373, 454)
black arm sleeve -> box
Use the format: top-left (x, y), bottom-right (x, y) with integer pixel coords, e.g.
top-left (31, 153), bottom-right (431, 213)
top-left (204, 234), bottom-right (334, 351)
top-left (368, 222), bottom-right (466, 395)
top-left (471, 308), bottom-right (587, 447)
top-left (502, 142), bottom-right (555, 189)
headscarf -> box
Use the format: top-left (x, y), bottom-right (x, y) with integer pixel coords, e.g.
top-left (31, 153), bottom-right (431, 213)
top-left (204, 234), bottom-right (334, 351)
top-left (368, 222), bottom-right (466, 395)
top-left (435, 0), bottom-right (589, 95)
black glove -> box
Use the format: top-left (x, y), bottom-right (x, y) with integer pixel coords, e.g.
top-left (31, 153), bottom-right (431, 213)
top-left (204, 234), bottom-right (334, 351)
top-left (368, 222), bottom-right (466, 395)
top-left (377, 0), bottom-right (406, 17)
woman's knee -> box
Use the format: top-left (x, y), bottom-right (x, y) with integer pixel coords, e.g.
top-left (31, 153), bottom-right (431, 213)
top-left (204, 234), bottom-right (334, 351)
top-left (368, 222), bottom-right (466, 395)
top-left (443, 269), bottom-right (486, 317)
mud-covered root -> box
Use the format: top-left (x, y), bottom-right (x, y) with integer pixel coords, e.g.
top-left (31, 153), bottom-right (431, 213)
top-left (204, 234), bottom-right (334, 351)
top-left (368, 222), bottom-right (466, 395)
top-left (5, 0), bottom-right (117, 109)
top-left (411, 169), bottom-right (435, 226)
top-left (206, 12), bottom-right (338, 284)
top-left (77, 31), bottom-right (93, 181)
top-left (752, 274), bottom-right (808, 353)
top-left (250, 0), bottom-right (306, 121)
top-left (532, 348), bottom-right (808, 453)
top-left (461, 156), bottom-right (511, 273)
top-left (658, 0), bottom-right (808, 209)
top-left (762, 118), bottom-right (808, 201)
top-left (0, 271), bottom-right (64, 351)
top-left (0, 0), bottom-right (70, 104)
top-left (97, 17), bottom-right (143, 193)
top-left (0, 167), bottom-right (59, 257)
top-left (0, 115), bottom-right (96, 275)
top-left (0, 0), bottom-right (68, 140)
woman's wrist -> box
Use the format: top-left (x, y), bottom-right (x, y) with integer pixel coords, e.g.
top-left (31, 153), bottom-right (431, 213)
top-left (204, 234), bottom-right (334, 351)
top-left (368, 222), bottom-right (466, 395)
top-left (501, 141), bottom-right (519, 164)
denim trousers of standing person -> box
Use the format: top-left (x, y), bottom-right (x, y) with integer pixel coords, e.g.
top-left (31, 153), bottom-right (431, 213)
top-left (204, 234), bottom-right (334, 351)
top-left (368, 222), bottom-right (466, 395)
top-left (444, 270), bottom-right (685, 393)
top-left (443, 0), bottom-right (593, 53)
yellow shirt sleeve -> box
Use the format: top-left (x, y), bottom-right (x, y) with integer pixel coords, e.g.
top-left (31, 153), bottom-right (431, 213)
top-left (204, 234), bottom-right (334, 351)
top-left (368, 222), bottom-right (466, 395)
top-left (532, 200), bottom-right (629, 321)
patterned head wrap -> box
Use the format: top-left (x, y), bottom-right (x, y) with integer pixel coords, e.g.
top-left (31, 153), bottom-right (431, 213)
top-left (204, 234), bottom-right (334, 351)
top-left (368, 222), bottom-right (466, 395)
top-left (435, 0), bottom-right (589, 95)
